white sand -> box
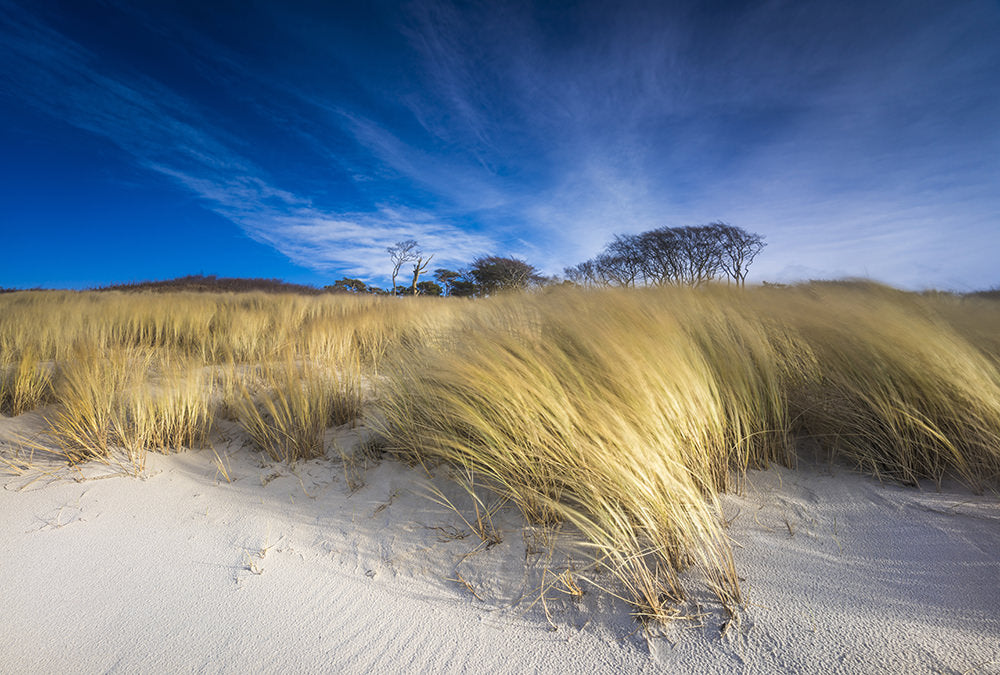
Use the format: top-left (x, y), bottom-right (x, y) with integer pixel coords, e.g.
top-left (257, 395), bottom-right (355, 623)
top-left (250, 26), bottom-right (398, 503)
top-left (2, 411), bottom-right (998, 674)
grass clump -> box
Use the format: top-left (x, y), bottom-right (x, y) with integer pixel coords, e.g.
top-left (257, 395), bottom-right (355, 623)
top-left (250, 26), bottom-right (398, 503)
top-left (46, 343), bottom-right (151, 463)
top-left (44, 345), bottom-right (215, 470)
top-left (127, 353), bottom-right (215, 454)
top-left (378, 290), bottom-right (756, 621)
top-left (0, 348), bottom-right (53, 416)
top-left (377, 284), bottom-right (1000, 623)
top-left (766, 284), bottom-right (1000, 489)
top-left (233, 353), bottom-right (362, 464)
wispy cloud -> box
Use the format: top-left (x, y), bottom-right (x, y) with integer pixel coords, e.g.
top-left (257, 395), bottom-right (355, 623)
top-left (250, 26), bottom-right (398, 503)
top-left (2, 0), bottom-right (998, 288)
top-left (0, 0), bottom-right (494, 280)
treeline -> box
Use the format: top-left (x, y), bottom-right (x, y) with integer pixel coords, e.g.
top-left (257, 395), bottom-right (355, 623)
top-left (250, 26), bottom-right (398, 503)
top-left (23, 222), bottom-right (1000, 297)
top-left (565, 222), bottom-right (765, 288)
top-left (328, 255), bottom-right (548, 297)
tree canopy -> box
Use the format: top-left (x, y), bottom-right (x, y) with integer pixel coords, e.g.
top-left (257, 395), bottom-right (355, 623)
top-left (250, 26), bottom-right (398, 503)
top-left (566, 223), bottom-right (765, 288)
top-left (469, 256), bottom-right (541, 296)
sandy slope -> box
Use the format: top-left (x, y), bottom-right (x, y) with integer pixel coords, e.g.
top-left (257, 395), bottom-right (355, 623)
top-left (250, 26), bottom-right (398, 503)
top-left (1, 412), bottom-right (998, 674)
top-left (716, 464), bottom-right (1000, 673)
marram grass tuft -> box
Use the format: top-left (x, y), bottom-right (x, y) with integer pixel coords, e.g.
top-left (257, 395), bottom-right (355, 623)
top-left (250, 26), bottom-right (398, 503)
top-left (377, 284), bottom-right (1000, 621)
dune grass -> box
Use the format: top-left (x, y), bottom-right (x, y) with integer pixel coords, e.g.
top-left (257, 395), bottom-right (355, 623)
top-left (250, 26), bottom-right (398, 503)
top-left (2, 283), bottom-right (999, 624)
top-left (377, 290), bottom-right (765, 618)
top-left (131, 353), bottom-right (215, 454)
top-left (763, 285), bottom-right (1000, 490)
top-left (0, 290), bottom-right (458, 467)
top-left (376, 284), bottom-right (1000, 620)
top-left (46, 342), bottom-right (152, 463)
top-left (0, 347), bottom-right (53, 416)
top-left (232, 353), bottom-right (363, 463)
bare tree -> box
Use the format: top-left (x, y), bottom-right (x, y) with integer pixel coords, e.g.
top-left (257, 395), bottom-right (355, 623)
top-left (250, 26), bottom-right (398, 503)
top-left (387, 240), bottom-right (420, 296)
top-left (637, 228), bottom-right (683, 285)
top-left (677, 225), bottom-right (725, 286)
top-left (569, 232), bottom-right (668, 287)
top-left (601, 235), bottom-right (646, 287)
top-left (567, 223), bottom-right (765, 289)
top-left (564, 260), bottom-right (598, 287)
top-left (592, 253), bottom-right (625, 286)
top-left (410, 253), bottom-right (434, 295)
top-left (713, 222), bottom-right (766, 287)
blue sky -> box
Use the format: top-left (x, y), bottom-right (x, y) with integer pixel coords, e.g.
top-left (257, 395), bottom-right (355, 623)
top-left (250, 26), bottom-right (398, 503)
top-left (1, 0), bottom-right (998, 290)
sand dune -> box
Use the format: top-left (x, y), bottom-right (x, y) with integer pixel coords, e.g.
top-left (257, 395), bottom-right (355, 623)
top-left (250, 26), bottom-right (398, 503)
top-left (2, 412), bottom-right (997, 674)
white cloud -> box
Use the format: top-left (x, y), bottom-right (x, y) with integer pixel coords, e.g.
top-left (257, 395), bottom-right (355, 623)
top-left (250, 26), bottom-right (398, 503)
top-left (2, 0), bottom-right (999, 289)
top-left (0, 1), bottom-right (495, 283)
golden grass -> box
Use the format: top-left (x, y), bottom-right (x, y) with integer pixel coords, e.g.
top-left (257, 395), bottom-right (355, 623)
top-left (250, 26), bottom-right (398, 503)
top-left (232, 353), bottom-right (362, 463)
top-left (377, 290), bottom-right (751, 618)
top-left (2, 283), bottom-right (999, 625)
top-left (0, 347), bottom-right (53, 416)
top-left (762, 284), bottom-right (1000, 490)
top-left (0, 291), bottom-right (429, 466)
top-left (0, 290), bottom-right (452, 365)
top-left (130, 353), bottom-right (215, 453)
top-left (376, 284), bottom-right (1000, 621)
top-left (46, 342), bottom-right (152, 462)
